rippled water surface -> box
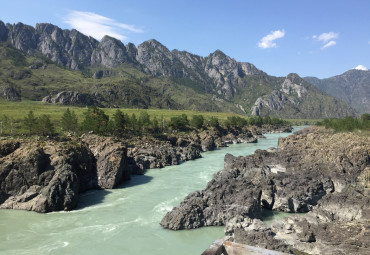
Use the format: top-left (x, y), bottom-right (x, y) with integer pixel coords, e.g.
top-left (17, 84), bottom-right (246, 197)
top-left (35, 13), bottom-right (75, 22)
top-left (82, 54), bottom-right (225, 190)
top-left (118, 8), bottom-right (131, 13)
top-left (0, 128), bottom-right (305, 255)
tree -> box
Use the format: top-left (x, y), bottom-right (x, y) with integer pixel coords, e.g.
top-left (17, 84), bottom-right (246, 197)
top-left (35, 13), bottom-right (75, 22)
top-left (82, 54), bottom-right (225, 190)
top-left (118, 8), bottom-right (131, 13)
top-left (226, 116), bottom-right (247, 128)
top-left (81, 106), bottom-right (109, 134)
top-left (129, 113), bottom-right (139, 132)
top-left (139, 111), bottom-right (151, 132)
top-left (37, 114), bottom-right (54, 135)
top-left (190, 115), bottom-right (204, 129)
top-left (24, 110), bottom-right (38, 134)
top-left (207, 116), bottom-right (219, 128)
top-left (168, 114), bottom-right (189, 131)
top-left (112, 109), bottom-right (127, 135)
top-left (151, 116), bottom-right (160, 134)
top-left (0, 115), bottom-right (9, 135)
top-left (61, 108), bottom-right (78, 132)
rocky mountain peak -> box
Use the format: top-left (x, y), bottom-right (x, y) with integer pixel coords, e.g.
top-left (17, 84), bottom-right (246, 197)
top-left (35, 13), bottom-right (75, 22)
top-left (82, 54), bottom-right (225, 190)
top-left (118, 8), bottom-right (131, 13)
top-left (0, 21), bottom-right (8, 41)
top-left (7, 22), bottom-right (38, 54)
top-left (304, 69), bottom-right (370, 114)
top-left (286, 73), bottom-right (303, 84)
top-left (91, 35), bottom-right (131, 68)
top-left (281, 73), bottom-right (307, 98)
top-left (35, 23), bottom-right (59, 34)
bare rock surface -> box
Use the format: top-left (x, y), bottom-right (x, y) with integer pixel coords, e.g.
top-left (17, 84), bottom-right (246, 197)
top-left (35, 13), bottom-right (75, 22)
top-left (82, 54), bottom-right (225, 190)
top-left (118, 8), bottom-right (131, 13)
top-left (161, 127), bottom-right (370, 254)
top-left (0, 136), bottom-right (129, 212)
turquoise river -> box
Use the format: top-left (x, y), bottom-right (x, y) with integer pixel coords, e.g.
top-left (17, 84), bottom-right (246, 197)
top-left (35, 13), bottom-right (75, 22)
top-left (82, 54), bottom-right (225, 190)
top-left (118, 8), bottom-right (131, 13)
top-left (0, 128), bottom-right (304, 255)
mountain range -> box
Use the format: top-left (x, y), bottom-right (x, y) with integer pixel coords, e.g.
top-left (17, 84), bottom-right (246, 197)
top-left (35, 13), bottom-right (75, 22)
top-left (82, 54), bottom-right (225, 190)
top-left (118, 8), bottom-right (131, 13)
top-left (0, 20), bottom-right (359, 118)
top-left (304, 70), bottom-right (370, 114)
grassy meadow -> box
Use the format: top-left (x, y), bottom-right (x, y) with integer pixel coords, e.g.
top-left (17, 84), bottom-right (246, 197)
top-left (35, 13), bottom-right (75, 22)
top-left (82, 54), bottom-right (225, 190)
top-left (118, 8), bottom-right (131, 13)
top-left (0, 100), bottom-right (252, 134)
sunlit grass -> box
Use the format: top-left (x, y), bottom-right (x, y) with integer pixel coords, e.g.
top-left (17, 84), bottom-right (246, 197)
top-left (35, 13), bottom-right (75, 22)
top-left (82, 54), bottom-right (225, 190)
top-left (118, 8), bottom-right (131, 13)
top-left (0, 100), bottom-right (245, 123)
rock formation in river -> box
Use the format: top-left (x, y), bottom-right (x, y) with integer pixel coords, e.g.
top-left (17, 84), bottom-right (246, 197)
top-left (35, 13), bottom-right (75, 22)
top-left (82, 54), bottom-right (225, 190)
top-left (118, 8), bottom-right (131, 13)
top-left (0, 125), bottom-right (287, 213)
top-left (0, 136), bottom-right (129, 212)
top-left (161, 127), bottom-right (370, 254)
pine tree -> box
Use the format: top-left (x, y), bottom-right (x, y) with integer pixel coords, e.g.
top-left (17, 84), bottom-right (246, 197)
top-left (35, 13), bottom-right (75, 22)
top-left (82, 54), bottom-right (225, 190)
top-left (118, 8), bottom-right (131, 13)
top-left (38, 115), bottom-right (54, 135)
top-left (24, 110), bottom-right (38, 134)
top-left (61, 108), bottom-right (78, 132)
top-left (112, 109), bottom-right (126, 135)
top-left (81, 106), bottom-right (109, 134)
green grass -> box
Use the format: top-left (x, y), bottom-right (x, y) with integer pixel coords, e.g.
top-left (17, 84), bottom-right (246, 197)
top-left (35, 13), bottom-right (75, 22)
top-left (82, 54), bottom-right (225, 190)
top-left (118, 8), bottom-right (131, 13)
top-left (0, 100), bottom-right (246, 124)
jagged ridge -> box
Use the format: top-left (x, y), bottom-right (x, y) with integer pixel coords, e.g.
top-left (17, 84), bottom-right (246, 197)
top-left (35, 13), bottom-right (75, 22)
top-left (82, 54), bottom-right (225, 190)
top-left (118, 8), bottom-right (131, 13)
top-left (0, 20), bottom-right (357, 118)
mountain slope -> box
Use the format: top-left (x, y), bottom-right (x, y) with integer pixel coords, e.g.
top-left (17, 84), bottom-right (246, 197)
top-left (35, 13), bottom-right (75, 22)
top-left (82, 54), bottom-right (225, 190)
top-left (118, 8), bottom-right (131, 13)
top-left (304, 69), bottom-right (370, 114)
top-left (0, 20), bottom-right (357, 118)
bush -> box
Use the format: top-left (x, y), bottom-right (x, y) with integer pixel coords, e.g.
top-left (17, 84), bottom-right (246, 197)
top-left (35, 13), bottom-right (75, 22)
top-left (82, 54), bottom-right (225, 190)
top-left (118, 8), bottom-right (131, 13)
top-left (225, 116), bottom-right (248, 127)
top-left (317, 114), bottom-right (370, 132)
top-left (207, 116), bottom-right (219, 128)
top-left (168, 114), bottom-right (189, 131)
top-left (190, 115), bottom-right (204, 129)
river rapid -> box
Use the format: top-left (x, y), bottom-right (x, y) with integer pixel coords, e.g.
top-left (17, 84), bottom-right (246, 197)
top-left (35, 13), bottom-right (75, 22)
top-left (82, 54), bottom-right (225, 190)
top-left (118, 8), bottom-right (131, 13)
top-left (0, 128), bottom-right (304, 255)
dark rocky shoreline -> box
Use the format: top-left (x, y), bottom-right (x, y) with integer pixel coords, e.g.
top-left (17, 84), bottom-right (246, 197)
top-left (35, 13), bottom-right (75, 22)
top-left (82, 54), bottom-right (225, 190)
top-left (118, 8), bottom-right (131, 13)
top-left (161, 127), bottom-right (370, 254)
top-left (0, 124), bottom-right (292, 213)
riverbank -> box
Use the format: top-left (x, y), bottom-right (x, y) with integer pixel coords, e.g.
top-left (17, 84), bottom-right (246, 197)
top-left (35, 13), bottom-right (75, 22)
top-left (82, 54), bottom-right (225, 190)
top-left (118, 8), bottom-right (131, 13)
top-left (0, 124), bottom-right (292, 213)
top-left (161, 127), bottom-right (370, 254)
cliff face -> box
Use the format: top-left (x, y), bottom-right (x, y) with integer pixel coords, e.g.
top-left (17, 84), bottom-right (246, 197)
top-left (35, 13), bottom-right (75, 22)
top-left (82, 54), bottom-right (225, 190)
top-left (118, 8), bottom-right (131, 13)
top-left (0, 136), bottom-right (129, 212)
top-left (161, 127), bottom-right (370, 254)
top-left (0, 20), bottom-right (356, 118)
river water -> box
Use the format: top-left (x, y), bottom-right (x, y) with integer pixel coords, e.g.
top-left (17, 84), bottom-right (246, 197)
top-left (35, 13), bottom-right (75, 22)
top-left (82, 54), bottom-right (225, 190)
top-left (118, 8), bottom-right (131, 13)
top-left (0, 128), bottom-right (303, 255)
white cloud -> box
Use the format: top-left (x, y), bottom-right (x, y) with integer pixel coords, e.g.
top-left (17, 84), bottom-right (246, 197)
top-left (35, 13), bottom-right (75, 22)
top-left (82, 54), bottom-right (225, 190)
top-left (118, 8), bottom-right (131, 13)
top-left (64, 11), bottom-right (143, 41)
top-left (258, 30), bottom-right (285, 49)
top-left (322, 40), bottom-right (336, 49)
top-left (313, 32), bottom-right (339, 49)
top-left (354, 65), bottom-right (368, 71)
top-left (315, 32), bottom-right (338, 42)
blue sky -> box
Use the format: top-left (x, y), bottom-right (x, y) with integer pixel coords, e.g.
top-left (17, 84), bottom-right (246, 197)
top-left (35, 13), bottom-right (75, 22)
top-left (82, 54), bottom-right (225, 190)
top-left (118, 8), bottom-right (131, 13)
top-left (1, 0), bottom-right (370, 78)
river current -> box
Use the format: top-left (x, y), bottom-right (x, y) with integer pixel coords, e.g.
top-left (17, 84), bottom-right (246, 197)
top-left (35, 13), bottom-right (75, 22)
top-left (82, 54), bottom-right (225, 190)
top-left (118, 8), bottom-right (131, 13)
top-left (0, 128), bottom-right (303, 255)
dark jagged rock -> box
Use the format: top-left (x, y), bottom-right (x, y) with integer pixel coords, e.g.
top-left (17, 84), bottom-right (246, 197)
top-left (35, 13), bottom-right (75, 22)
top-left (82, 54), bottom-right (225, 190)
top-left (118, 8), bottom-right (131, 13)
top-left (81, 135), bottom-right (130, 189)
top-left (162, 127), bottom-right (369, 254)
top-left (126, 127), bottom-right (265, 175)
top-left (0, 136), bottom-right (129, 213)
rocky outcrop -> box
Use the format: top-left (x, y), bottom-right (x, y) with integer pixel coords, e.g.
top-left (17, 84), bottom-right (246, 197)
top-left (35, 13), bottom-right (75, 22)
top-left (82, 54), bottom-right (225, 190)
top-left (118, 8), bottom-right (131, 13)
top-left (0, 140), bottom-right (94, 212)
top-left (81, 135), bottom-right (130, 189)
top-left (0, 136), bottom-right (129, 213)
top-left (161, 127), bottom-right (369, 254)
top-left (252, 74), bottom-right (357, 118)
top-left (42, 91), bottom-right (99, 106)
top-left (127, 126), bottom-right (268, 174)
top-left (91, 36), bottom-right (136, 68)
top-left (0, 85), bottom-right (21, 101)
top-left (160, 170), bottom-right (262, 230)
top-left (271, 190), bottom-right (370, 255)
